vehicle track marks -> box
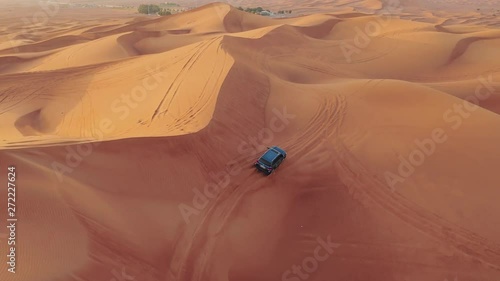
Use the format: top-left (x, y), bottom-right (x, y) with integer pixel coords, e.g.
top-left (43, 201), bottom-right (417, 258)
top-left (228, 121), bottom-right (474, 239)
top-left (329, 102), bottom-right (500, 271)
top-left (150, 38), bottom-right (219, 123)
top-left (167, 94), bottom-right (348, 281)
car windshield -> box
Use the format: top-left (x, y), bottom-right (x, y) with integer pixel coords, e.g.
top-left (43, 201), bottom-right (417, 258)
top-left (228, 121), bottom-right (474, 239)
top-left (260, 149), bottom-right (279, 165)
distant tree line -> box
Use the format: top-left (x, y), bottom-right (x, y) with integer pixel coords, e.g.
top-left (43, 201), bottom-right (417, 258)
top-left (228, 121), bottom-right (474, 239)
top-left (159, 8), bottom-right (172, 16)
top-left (236, 6), bottom-right (292, 15)
top-left (138, 4), bottom-right (172, 16)
top-left (237, 6), bottom-right (264, 14)
top-left (165, 2), bottom-right (180, 7)
top-left (138, 4), bottom-right (159, 14)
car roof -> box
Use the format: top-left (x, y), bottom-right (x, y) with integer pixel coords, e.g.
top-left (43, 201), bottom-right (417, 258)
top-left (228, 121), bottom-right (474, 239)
top-left (261, 149), bottom-right (280, 162)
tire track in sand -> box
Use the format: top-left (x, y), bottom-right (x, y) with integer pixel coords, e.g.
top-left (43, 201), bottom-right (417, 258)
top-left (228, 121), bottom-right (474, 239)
top-left (161, 41), bottom-right (229, 131)
top-left (167, 94), bottom-right (347, 281)
top-left (150, 37), bottom-right (219, 123)
top-left (173, 84), bottom-right (500, 280)
top-left (332, 139), bottom-right (500, 270)
top-left (328, 100), bottom-right (500, 271)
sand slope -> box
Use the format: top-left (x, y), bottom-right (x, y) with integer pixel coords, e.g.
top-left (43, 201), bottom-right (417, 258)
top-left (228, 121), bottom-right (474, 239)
top-left (1, 2), bottom-right (500, 281)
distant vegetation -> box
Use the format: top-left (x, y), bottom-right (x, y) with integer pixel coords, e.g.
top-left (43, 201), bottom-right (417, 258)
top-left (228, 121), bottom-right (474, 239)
top-left (137, 3), bottom-right (290, 17)
top-left (138, 4), bottom-right (161, 14)
top-left (164, 2), bottom-right (180, 7)
top-left (237, 6), bottom-right (264, 14)
top-left (138, 4), bottom-right (178, 16)
top-left (236, 6), bottom-right (292, 16)
top-left (158, 9), bottom-right (172, 16)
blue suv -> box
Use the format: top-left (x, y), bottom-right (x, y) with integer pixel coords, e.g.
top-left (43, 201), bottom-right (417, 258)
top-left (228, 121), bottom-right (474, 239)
top-left (254, 146), bottom-right (287, 175)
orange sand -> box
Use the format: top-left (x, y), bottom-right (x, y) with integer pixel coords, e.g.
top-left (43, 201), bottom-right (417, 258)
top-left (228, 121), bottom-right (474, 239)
top-left (0, 1), bottom-right (500, 281)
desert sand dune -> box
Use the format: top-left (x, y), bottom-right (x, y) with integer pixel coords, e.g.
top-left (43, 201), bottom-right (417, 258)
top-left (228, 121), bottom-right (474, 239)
top-left (0, 1), bottom-right (500, 281)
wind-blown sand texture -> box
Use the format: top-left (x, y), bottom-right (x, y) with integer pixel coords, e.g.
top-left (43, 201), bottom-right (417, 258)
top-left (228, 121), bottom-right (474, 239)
top-left (0, 0), bottom-right (500, 281)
